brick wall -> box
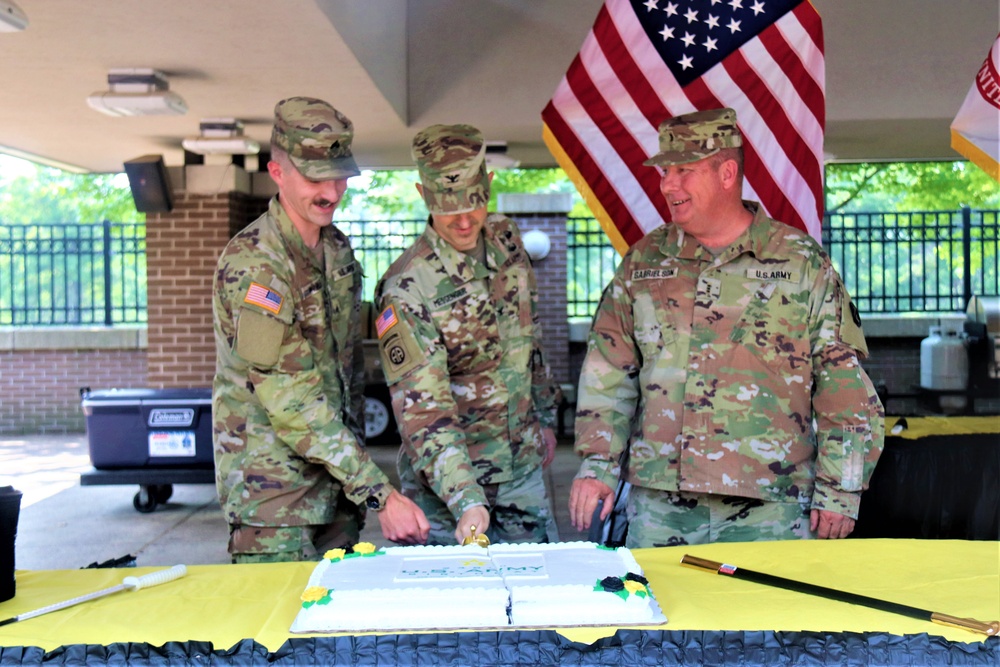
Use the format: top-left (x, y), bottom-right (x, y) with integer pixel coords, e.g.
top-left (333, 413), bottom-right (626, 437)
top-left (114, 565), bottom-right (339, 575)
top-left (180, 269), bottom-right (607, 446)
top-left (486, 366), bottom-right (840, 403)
top-left (865, 339), bottom-right (921, 394)
top-left (0, 349), bottom-right (146, 434)
top-left (144, 191), bottom-right (267, 388)
top-left (0, 184), bottom-right (268, 435)
top-left (507, 214), bottom-right (570, 385)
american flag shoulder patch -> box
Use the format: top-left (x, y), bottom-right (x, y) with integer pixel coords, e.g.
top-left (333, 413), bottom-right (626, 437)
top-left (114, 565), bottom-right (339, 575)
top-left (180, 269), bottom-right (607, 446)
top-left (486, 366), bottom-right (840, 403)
top-left (375, 305), bottom-right (398, 339)
top-left (244, 282), bottom-right (283, 314)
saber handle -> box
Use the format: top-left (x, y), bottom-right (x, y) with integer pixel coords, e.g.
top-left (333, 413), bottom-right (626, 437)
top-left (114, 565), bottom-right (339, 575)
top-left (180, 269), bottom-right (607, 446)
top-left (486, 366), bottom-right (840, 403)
top-left (122, 564), bottom-right (187, 591)
top-left (680, 555), bottom-right (726, 573)
top-left (930, 613), bottom-right (1000, 636)
top-left (680, 555), bottom-right (998, 637)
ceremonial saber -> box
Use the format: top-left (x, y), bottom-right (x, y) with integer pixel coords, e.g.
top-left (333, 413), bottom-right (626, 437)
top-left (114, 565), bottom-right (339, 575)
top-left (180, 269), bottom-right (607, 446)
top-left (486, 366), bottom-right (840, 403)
top-left (0, 564), bottom-right (187, 627)
top-left (680, 555), bottom-right (998, 637)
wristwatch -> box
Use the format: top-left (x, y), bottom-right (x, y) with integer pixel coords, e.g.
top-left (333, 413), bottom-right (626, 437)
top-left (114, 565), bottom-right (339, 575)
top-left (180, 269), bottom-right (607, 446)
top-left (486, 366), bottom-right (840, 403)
top-left (365, 487), bottom-right (392, 512)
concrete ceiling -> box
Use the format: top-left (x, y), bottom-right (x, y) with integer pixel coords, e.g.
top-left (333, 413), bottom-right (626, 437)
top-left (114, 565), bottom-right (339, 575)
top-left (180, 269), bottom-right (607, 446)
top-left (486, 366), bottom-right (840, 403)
top-left (0, 0), bottom-right (997, 175)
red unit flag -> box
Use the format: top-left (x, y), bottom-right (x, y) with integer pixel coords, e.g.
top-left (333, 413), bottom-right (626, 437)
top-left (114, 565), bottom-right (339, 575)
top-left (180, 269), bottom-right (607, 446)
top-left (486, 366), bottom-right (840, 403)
top-left (950, 33), bottom-right (1000, 184)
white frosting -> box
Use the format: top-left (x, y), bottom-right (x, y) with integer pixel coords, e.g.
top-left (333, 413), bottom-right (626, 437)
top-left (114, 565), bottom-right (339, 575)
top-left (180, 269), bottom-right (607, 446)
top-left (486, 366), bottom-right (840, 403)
top-left (291, 545), bottom-right (508, 632)
top-left (290, 541), bottom-right (666, 633)
top-left (489, 542), bottom-right (658, 625)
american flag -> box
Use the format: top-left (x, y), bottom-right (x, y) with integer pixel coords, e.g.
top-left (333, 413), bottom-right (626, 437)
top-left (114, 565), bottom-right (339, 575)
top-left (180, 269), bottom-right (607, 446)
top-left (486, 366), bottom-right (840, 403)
top-left (542, 0), bottom-right (825, 252)
top-left (244, 282), bottom-right (283, 314)
top-left (375, 305), bottom-right (398, 339)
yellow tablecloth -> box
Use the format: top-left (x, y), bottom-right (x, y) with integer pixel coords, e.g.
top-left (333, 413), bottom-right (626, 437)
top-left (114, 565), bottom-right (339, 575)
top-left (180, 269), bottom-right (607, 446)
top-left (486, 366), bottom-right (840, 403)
top-left (885, 416), bottom-right (1000, 438)
top-left (0, 539), bottom-right (997, 652)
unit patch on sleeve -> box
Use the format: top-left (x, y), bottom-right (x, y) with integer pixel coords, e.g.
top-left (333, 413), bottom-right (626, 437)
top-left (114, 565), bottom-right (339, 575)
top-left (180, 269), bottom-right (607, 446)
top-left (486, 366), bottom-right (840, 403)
top-left (378, 330), bottom-right (426, 383)
top-left (244, 282), bottom-right (283, 314)
top-left (235, 309), bottom-right (285, 367)
top-left (839, 293), bottom-right (869, 357)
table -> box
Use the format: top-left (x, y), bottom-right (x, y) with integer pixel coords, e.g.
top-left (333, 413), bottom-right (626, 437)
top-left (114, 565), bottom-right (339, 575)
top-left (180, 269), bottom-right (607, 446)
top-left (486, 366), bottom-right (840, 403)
top-left (0, 539), bottom-right (997, 665)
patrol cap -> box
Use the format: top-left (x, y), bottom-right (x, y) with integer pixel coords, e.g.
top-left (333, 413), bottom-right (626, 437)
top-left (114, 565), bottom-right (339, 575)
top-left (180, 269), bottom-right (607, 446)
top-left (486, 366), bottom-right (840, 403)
top-left (271, 97), bottom-right (360, 180)
top-left (643, 107), bottom-right (743, 167)
top-left (411, 124), bottom-right (490, 215)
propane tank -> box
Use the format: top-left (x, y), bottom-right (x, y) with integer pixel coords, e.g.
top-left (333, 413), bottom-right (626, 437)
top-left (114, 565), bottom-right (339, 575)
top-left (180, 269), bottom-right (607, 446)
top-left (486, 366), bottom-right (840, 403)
top-left (919, 325), bottom-right (969, 413)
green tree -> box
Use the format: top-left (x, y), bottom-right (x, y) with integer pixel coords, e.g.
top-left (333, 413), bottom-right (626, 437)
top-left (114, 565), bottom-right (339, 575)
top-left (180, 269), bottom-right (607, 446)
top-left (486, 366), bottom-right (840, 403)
top-left (825, 161), bottom-right (1000, 213)
top-left (338, 168), bottom-right (589, 220)
top-left (339, 170), bottom-right (423, 219)
top-left (0, 155), bottom-right (145, 325)
top-left (0, 156), bottom-right (141, 224)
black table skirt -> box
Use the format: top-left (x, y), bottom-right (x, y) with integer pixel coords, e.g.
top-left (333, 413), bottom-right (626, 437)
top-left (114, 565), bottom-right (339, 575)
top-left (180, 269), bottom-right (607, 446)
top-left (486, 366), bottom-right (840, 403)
top-left (854, 429), bottom-right (1000, 540)
top-left (2, 630), bottom-right (998, 666)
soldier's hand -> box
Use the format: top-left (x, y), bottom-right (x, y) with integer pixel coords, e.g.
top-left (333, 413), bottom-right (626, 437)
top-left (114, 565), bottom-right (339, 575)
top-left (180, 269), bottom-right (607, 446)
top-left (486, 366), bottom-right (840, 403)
top-left (540, 427), bottom-right (557, 468)
top-left (377, 490), bottom-right (430, 545)
top-left (569, 478), bottom-right (615, 532)
top-left (455, 505), bottom-right (490, 544)
top-left (810, 508), bottom-right (855, 539)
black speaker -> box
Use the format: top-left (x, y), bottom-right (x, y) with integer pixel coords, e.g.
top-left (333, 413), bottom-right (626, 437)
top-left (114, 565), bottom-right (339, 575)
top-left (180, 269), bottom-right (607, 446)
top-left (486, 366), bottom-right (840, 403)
top-left (123, 155), bottom-right (174, 213)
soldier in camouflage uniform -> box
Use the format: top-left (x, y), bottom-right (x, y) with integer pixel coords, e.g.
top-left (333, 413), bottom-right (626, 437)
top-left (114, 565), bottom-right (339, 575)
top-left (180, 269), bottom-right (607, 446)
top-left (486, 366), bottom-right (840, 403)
top-left (375, 124), bottom-right (560, 545)
top-left (569, 108), bottom-right (885, 548)
top-left (213, 97), bottom-right (429, 563)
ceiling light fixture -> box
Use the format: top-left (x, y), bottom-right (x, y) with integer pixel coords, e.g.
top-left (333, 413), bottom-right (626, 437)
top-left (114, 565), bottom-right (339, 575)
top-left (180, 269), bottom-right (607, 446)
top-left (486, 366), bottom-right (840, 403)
top-left (0, 1), bottom-right (28, 32)
top-left (181, 118), bottom-right (260, 155)
top-left (86, 68), bottom-right (188, 117)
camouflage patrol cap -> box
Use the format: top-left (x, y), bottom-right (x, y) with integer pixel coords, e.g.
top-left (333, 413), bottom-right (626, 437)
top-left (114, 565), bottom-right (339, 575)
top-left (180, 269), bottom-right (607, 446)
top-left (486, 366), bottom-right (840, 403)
top-left (643, 107), bottom-right (743, 167)
top-left (271, 97), bottom-right (360, 180)
top-left (411, 124), bottom-right (490, 214)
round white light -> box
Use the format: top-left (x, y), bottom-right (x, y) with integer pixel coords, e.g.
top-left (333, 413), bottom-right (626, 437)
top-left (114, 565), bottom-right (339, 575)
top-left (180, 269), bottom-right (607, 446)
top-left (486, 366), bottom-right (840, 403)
top-left (522, 229), bottom-right (551, 261)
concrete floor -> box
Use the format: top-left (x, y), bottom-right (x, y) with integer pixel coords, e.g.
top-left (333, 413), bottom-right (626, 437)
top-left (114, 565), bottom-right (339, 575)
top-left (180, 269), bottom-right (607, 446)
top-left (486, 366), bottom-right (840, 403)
top-left (1, 433), bottom-right (588, 571)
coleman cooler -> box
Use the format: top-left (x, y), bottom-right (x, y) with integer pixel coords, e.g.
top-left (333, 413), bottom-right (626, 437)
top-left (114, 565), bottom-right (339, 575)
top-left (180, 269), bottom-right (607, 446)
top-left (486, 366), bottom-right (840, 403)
top-left (80, 388), bottom-right (214, 470)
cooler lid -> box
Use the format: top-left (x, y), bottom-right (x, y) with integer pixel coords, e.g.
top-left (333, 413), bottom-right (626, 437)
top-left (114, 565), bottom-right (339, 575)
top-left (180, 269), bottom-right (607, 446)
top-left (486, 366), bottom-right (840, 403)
top-left (81, 387), bottom-right (212, 407)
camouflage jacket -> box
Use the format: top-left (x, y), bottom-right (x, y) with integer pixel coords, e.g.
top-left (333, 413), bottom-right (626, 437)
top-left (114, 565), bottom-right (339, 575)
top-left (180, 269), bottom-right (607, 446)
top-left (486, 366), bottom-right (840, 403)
top-left (574, 203), bottom-right (885, 518)
top-left (375, 214), bottom-right (559, 518)
top-left (212, 197), bottom-right (392, 528)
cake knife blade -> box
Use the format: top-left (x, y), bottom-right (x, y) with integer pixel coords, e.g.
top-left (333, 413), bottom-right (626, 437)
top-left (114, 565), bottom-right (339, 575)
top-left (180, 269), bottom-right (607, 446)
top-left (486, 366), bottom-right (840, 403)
top-left (0, 564), bottom-right (187, 626)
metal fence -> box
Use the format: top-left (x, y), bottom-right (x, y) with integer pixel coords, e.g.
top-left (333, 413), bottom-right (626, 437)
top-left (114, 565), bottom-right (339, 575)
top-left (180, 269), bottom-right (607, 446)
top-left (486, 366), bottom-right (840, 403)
top-left (823, 207), bottom-right (999, 313)
top-left (567, 208), bottom-right (1000, 317)
top-left (2, 209), bottom-right (998, 325)
top-left (0, 221), bottom-right (146, 326)
top-left (567, 218), bottom-right (620, 319)
top-left (339, 219), bottom-right (426, 303)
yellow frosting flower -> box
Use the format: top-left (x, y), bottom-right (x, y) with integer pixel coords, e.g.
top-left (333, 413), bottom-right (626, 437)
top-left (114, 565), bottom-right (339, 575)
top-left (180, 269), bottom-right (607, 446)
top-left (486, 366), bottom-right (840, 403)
top-left (352, 542), bottom-right (376, 554)
top-left (624, 579), bottom-right (647, 596)
top-left (301, 586), bottom-right (329, 603)
top-left (323, 548), bottom-right (346, 561)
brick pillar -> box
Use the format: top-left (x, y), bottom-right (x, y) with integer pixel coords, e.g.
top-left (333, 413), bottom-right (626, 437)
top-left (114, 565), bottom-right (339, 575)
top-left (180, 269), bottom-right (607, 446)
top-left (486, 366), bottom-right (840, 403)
top-left (498, 194), bottom-right (572, 386)
top-left (144, 166), bottom-right (270, 388)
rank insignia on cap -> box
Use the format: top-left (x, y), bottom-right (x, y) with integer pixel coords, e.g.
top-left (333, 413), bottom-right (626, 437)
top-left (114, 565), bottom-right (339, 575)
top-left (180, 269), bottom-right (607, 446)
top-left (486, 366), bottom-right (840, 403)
top-left (375, 305), bottom-right (398, 339)
top-left (244, 282), bottom-right (283, 314)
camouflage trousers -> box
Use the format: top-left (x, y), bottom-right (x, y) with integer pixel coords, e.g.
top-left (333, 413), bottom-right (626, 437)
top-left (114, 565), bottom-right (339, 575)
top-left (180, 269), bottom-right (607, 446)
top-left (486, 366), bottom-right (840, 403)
top-left (624, 486), bottom-right (813, 549)
top-left (398, 449), bottom-right (557, 546)
top-left (228, 491), bottom-right (364, 564)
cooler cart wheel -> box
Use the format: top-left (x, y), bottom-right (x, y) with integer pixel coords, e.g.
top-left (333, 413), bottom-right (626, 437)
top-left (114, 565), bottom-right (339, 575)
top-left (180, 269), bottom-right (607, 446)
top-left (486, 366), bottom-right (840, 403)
top-left (133, 486), bottom-right (158, 513)
top-left (363, 383), bottom-right (400, 447)
top-left (152, 484), bottom-right (173, 504)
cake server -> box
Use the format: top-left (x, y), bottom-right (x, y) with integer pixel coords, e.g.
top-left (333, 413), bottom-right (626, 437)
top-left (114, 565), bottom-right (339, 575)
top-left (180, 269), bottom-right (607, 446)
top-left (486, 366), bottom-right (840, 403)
top-left (0, 564), bottom-right (187, 627)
